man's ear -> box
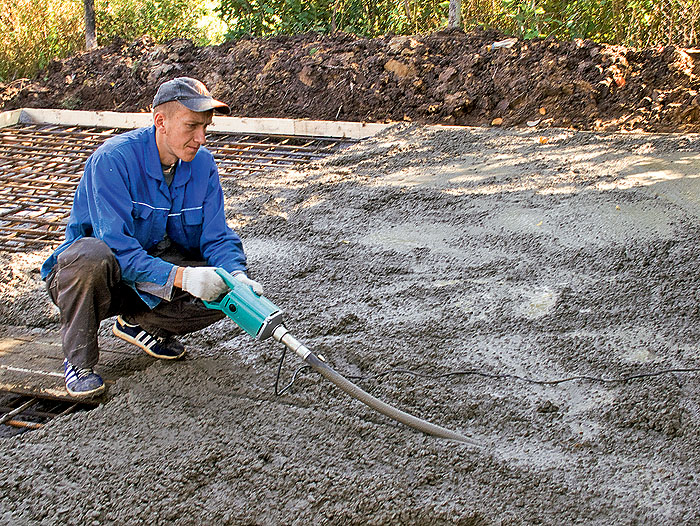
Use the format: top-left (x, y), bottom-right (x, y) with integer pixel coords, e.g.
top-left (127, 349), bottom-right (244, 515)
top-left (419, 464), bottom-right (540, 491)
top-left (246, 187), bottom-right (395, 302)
top-left (153, 111), bottom-right (166, 132)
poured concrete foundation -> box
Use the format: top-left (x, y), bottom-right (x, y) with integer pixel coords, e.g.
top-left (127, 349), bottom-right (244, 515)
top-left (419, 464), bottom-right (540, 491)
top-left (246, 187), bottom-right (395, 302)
top-left (1, 122), bottom-right (699, 524)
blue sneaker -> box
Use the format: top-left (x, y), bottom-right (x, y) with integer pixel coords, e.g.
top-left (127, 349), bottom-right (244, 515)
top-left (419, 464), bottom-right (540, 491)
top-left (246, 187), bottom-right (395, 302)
top-left (64, 359), bottom-right (105, 398)
top-left (112, 316), bottom-right (186, 360)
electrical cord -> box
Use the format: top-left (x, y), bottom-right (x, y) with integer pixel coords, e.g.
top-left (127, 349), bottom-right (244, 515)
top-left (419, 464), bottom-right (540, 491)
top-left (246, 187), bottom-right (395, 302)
top-left (273, 346), bottom-right (700, 394)
top-left (274, 347), bottom-right (311, 395)
top-left (345, 367), bottom-right (700, 385)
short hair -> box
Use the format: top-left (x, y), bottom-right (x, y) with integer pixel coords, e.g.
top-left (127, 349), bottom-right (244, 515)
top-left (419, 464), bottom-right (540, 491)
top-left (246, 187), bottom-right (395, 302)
top-left (153, 101), bottom-right (214, 121)
top-left (152, 100), bottom-right (181, 119)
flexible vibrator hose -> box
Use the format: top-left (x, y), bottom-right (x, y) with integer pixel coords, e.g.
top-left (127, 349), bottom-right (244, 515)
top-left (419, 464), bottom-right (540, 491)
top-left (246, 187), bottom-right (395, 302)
top-left (272, 325), bottom-right (481, 446)
top-left (204, 269), bottom-right (481, 445)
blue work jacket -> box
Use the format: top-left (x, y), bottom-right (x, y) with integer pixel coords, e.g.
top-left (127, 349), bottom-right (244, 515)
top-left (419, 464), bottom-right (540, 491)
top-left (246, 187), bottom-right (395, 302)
top-left (41, 126), bottom-right (247, 308)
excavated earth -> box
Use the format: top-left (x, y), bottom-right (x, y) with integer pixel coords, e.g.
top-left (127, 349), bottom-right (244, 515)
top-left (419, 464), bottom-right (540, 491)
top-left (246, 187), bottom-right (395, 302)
top-left (2, 29), bottom-right (700, 132)
top-left (1, 30), bottom-right (700, 525)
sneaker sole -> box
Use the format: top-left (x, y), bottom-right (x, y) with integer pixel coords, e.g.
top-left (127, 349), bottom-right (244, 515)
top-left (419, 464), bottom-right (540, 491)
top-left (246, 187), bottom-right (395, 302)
top-left (66, 383), bottom-right (106, 399)
top-left (112, 322), bottom-right (186, 360)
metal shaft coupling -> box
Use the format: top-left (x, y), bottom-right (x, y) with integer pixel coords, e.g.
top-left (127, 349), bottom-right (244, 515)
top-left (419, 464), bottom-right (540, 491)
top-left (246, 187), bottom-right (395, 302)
top-left (272, 325), bottom-right (312, 360)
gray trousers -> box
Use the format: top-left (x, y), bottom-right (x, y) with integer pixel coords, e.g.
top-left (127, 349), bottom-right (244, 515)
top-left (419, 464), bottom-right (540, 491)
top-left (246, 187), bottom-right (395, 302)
top-left (46, 237), bottom-right (225, 368)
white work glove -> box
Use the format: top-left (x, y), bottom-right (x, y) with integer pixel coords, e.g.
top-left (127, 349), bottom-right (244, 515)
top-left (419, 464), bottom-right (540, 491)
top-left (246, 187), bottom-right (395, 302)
top-left (233, 271), bottom-right (264, 296)
top-left (181, 267), bottom-right (229, 301)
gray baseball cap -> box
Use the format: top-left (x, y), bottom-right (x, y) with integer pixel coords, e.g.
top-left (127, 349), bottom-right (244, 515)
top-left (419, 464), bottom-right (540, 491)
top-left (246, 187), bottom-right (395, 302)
top-left (153, 77), bottom-right (230, 115)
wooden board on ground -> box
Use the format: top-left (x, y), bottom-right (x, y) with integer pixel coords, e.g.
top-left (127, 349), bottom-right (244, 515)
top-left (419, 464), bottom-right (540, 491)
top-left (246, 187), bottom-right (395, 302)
top-left (0, 324), bottom-right (152, 401)
top-left (0, 108), bottom-right (391, 139)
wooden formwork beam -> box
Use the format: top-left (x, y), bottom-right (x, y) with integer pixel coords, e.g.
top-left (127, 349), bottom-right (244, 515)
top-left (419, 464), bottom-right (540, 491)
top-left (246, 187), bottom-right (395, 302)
top-left (0, 110), bottom-right (22, 129)
top-left (2, 108), bottom-right (390, 139)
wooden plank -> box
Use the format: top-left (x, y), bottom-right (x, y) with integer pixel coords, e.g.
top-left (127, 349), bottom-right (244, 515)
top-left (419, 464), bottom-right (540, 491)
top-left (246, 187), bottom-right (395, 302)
top-left (19, 109), bottom-right (152, 129)
top-left (0, 334), bottom-right (70, 399)
top-left (0, 326), bottom-right (152, 401)
top-left (213, 116), bottom-right (296, 136)
top-left (293, 119), bottom-right (388, 139)
top-left (16, 108), bottom-right (391, 139)
top-left (0, 110), bottom-right (22, 129)
top-left (0, 333), bottom-right (69, 398)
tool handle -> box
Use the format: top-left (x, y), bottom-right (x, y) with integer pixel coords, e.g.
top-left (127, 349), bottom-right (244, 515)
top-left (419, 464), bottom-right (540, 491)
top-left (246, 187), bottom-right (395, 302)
top-left (202, 268), bottom-right (239, 310)
top-left (217, 268), bottom-right (240, 289)
top-left (203, 268), bottom-right (284, 340)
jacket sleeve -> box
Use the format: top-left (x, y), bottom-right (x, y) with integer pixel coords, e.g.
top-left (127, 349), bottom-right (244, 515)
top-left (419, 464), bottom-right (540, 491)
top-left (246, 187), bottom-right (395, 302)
top-left (198, 161), bottom-right (248, 273)
top-left (84, 151), bottom-right (174, 292)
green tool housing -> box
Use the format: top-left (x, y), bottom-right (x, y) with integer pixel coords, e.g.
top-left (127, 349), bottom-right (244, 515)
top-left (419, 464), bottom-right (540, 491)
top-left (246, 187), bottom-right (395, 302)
top-left (204, 268), bottom-right (284, 340)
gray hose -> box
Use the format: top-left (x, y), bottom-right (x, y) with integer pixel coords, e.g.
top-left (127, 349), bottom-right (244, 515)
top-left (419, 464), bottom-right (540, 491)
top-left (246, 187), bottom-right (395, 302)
top-left (272, 325), bottom-right (480, 445)
top-left (303, 353), bottom-right (481, 446)
top-left (272, 324), bottom-right (483, 447)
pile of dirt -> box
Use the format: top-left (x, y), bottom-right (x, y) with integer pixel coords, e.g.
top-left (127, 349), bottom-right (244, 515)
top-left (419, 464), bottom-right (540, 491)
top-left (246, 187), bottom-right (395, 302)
top-left (2, 29), bottom-right (700, 132)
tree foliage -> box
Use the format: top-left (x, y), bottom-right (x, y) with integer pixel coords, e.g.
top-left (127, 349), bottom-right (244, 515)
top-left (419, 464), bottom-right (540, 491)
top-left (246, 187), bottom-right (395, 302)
top-left (216, 0), bottom-right (450, 38)
top-left (0, 0), bottom-right (84, 81)
top-left (97, 0), bottom-right (208, 46)
top-left (0, 0), bottom-right (210, 81)
top-left (216, 0), bottom-right (700, 48)
top-left (491, 0), bottom-right (696, 45)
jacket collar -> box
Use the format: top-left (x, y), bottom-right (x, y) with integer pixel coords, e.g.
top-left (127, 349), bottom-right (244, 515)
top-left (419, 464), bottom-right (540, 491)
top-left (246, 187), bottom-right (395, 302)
top-left (145, 126), bottom-right (164, 181)
top-left (171, 158), bottom-right (193, 188)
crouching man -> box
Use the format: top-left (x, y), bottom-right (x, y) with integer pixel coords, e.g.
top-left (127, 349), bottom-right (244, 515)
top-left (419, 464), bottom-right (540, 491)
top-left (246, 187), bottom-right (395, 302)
top-left (41, 77), bottom-right (262, 398)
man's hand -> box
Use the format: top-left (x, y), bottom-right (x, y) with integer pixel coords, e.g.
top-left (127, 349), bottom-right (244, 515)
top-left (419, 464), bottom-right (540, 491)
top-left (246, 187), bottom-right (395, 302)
top-left (233, 271), bottom-right (264, 296)
top-left (179, 267), bottom-right (229, 301)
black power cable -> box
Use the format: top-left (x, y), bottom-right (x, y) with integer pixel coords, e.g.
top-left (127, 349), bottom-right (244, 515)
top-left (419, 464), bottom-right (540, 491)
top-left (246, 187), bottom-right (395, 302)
top-left (274, 347), bottom-right (311, 395)
top-left (345, 367), bottom-right (700, 385)
top-left (273, 347), bottom-right (700, 394)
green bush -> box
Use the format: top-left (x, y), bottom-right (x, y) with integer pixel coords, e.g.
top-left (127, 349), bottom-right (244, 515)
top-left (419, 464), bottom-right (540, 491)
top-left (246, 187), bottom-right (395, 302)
top-left (491, 0), bottom-right (700, 46)
top-left (217, 0), bottom-right (700, 48)
top-left (97, 0), bottom-right (209, 46)
top-left (216, 0), bottom-right (447, 39)
top-left (549, 0), bottom-right (700, 48)
top-left (0, 0), bottom-right (84, 81)
top-left (0, 0), bottom-right (211, 82)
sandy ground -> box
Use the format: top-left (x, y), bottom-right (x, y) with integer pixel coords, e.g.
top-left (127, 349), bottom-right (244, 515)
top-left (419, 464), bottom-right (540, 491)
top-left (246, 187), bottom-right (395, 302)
top-left (1, 124), bottom-right (700, 524)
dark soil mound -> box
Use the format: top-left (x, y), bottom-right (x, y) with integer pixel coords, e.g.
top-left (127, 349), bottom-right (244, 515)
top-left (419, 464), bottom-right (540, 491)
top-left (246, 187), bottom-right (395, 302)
top-left (2, 29), bottom-right (700, 132)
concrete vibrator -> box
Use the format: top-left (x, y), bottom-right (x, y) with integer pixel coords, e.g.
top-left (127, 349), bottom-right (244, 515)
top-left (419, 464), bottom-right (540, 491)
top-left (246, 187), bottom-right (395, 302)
top-left (205, 269), bottom-right (480, 445)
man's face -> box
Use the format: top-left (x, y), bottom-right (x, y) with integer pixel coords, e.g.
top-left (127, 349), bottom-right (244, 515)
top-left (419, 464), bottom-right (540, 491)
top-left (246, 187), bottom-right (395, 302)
top-left (154, 103), bottom-right (213, 164)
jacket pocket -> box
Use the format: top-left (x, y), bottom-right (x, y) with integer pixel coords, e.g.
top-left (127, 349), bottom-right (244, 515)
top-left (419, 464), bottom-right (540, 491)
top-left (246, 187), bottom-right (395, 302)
top-left (181, 207), bottom-right (203, 241)
top-left (131, 202), bottom-right (155, 242)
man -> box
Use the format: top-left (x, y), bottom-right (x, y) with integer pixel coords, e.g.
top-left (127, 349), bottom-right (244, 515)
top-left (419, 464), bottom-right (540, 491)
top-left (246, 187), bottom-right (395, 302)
top-left (41, 77), bottom-right (262, 398)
